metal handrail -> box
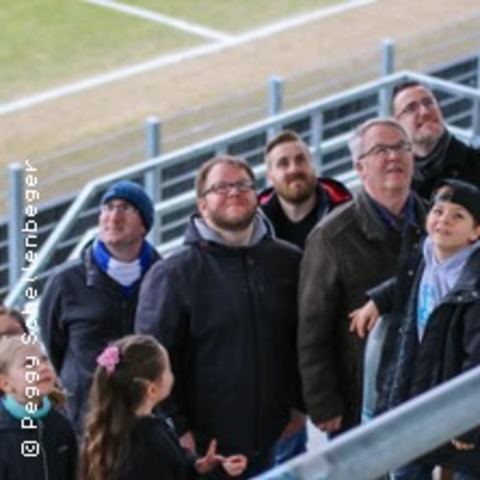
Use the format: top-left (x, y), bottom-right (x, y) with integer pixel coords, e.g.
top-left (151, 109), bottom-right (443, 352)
top-left (257, 365), bottom-right (480, 480)
top-left (6, 69), bottom-right (480, 308)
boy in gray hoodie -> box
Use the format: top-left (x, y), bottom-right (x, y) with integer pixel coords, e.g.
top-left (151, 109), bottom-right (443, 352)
top-left (351, 178), bottom-right (480, 480)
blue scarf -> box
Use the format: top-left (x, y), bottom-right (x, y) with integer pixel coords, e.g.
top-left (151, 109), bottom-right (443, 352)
top-left (93, 239), bottom-right (156, 296)
top-left (2, 394), bottom-right (52, 420)
top-left (417, 237), bottom-right (480, 339)
top-left (368, 193), bottom-right (417, 233)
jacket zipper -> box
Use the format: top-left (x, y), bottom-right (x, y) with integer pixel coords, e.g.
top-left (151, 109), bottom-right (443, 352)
top-left (38, 420), bottom-right (49, 480)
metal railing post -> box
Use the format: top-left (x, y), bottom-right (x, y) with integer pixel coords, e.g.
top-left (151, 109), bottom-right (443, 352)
top-left (144, 117), bottom-right (162, 245)
top-left (379, 38), bottom-right (395, 116)
top-left (310, 109), bottom-right (324, 173)
top-left (8, 163), bottom-right (24, 289)
top-left (471, 55), bottom-right (480, 144)
top-left (267, 75), bottom-right (284, 139)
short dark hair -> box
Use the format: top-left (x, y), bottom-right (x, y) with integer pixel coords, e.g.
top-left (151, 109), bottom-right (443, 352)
top-left (195, 155), bottom-right (255, 198)
top-left (391, 81), bottom-right (423, 106)
top-left (265, 130), bottom-right (304, 154)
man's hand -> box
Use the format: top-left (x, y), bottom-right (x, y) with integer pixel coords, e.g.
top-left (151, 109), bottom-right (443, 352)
top-left (316, 416), bottom-right (342, 433)
top-left (349, 300), bottom-right (379, 338)
top-left (280, 409), bottom-right (306, 439)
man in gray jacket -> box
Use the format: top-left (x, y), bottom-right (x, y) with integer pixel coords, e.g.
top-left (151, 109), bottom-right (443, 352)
top-left (298, 118), bottom-right (427, 435)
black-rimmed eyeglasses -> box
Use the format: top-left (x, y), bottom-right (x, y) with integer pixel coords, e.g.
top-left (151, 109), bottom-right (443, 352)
top-left (202, 180), bottom-right (256, 197)
top-left (358, 141), bottom-right (412, 161)
top-left (397, 97), bottom-right (436, 118)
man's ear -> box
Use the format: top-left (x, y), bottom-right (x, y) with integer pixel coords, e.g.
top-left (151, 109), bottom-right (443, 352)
top-left (197, 198), bottom-right (207, 218)
top-left (354, 160), bottom-right (365, 179)
top-left (266, 168), bottom-right (273, 183)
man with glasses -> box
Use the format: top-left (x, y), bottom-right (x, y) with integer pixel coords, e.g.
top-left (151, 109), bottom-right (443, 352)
top-left (136, 155), bottom-right (303, 478)
top-left (298, 118), bottom-right (427, 435)
top-left (39, 180), bottom-right (160, 436)
top-left (392, 81), bottom-right (480, 198)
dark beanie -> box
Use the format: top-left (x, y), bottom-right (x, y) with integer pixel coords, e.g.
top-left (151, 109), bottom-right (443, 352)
top-left (432, 178), bottom-right (480, 224)
top-left (100, 181), bottom-right (154, 232)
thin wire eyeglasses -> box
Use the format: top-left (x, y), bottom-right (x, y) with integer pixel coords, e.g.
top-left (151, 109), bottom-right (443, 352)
top-left (358, 141), bottom-right (412, 161)
top-left (202, 180), bottom-right (256, 197)
top-left (397, 97), bottom-right (436, 118)
top-left (100, 203), bottom-right (138, 214)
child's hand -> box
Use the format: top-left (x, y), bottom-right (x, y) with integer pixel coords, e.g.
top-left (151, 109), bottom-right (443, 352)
top-left (194, 440), bottom-right (247, 476)
top-left (222, 455), bottom-right (248, 477)
top-left (180, 430), bottom-right (196, 453)
top-left (349, 300), bottom-right (379, 338)
top-left (194, 439), bottom-right (225, 474)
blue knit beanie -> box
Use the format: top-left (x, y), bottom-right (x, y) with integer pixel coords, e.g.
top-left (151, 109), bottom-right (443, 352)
top-left (100, 181), bottom-right (154, 232)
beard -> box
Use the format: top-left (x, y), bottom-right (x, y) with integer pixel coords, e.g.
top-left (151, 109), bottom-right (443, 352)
top-left (208, 203), bottom-right (257, 232)
top-left (412, 121), bottom-right (444, 151)
top-left (275, 173), bottom-right (317, 204)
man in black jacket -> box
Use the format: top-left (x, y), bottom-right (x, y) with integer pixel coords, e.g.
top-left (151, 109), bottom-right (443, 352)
top-left (136, 155), bottom-right (303, 479)
top-left (39, 180), bottom-right (160, 436)
top-left (259, 130), bottom-right (352, 250)
top-left (259, 130), bottom-right (351, 462)
top-left (392, 81), bottom-right (480, 198)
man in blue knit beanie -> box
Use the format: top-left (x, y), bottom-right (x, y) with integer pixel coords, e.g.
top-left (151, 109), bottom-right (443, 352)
top-left (100, 180), bottom-right (154, 233)
top-left (39, 180), bottom-right (160, 436)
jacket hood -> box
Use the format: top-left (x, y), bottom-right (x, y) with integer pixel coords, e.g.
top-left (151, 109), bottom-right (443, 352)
top-left (184, 213), bottom-right (272, 247)
top-left (448, 245), bottom-right (480, 295)
top-left (258, 176), bottom-right (352, 207)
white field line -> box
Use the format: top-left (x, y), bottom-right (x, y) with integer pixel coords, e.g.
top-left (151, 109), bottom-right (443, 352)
top-left (0, 0), bottom-right (376, 116)
top-left (84, 0), bottom-right (233, 42)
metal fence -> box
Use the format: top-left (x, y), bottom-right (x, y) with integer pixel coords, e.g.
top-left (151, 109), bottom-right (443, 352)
top-left (1, 34), bottom-right (480, 300)
top-left (3, 12), bottom-right (479, 215)
top-left (5, 69), bottom-right (480, 309)
top-left (2, 22), bottom-right (480, 301)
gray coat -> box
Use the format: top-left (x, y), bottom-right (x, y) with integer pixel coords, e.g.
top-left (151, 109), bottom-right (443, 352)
top-left (298, 189), bottom-right (426, 431)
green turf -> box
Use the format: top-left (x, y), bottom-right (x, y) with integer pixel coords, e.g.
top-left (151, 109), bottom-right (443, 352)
top-left (0, 1), bottom-right (203, 102)
top-left (127, 0), bottom-right (343, 32)
top-left (0, 0), bottom-right (345, 102)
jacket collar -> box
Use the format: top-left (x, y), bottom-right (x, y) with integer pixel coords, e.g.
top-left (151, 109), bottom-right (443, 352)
top-left (355, 189), bottom-right (426, 241)
top-left (448, 247), bottom-right (480, 296)
top-left (258, 177), bottom-right (352, 222)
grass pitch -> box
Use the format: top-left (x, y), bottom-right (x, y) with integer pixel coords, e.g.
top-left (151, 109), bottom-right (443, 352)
top-left (0, 0), bottom-right (341, 102)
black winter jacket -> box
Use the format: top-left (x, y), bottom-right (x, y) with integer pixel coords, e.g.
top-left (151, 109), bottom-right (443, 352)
top-left (135, 216), bottom-right (303, 460)
top-left (0, 401), bottom-right (77, 480)
top-left (375, 246), bottom-right (480, 475)
top-left (120, 413), bottom-right (197, 480)
top-left (39, 245), bottom-right (160, 436)
top-left (258, 177), bottom-right (352, 249)
top-left (413, 135), bottom-right (480, 198)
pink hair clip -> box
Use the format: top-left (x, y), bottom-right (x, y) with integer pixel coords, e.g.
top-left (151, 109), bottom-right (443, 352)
top-left (97, 346), bottom-right (120, 374)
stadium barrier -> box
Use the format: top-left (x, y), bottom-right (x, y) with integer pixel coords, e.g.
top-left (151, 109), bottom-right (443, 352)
top-left (4, 69), bottom-right (480, 309)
